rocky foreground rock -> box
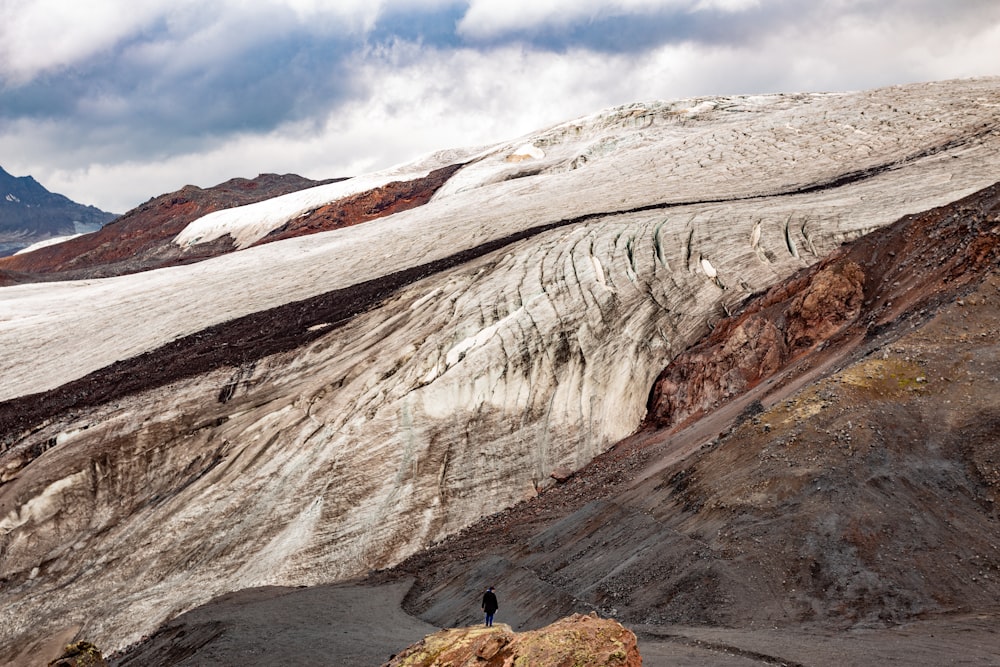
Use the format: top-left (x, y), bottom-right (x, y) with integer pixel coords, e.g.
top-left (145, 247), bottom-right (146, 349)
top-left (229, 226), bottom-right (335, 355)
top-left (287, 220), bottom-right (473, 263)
top-left (383, 613), bottom-right (641, 667)
top-left (47, 642), bottom-right (107, 667)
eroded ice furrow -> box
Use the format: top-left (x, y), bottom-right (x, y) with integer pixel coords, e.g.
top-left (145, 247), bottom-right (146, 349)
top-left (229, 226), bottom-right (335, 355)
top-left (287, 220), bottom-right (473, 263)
top-left (2, 79), bottom-right (1000, 655)
top-left (3, 86), bottom-right (999, 403)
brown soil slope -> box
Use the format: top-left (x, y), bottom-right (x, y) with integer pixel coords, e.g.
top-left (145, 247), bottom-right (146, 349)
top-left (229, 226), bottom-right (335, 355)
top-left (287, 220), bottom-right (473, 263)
top-left (254, 163), bottom-right (463, 246)
top-left (375, 180), bottom-right (1000, 633)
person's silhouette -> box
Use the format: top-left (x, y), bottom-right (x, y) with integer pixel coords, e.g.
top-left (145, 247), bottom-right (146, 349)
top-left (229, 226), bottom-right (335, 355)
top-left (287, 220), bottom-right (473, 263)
top-left (482, 586), bottom-right (498, 627)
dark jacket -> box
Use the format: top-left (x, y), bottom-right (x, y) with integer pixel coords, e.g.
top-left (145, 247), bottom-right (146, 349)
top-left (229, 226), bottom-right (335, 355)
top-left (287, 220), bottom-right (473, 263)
top-left (482, 590), bottom-right (498, 613)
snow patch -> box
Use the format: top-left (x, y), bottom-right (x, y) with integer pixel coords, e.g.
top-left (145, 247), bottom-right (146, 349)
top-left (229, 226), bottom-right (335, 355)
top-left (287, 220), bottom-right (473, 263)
top-left (590, 255), bottom-right (607, 285)
top-left (507, 143), bottom-right (545, 162)
top-left (174, 167), bottom-right (433, 250)
top-left (685, 99), bottom-right (719, 115)
top-left (14, 234), bottom-right (84, 255)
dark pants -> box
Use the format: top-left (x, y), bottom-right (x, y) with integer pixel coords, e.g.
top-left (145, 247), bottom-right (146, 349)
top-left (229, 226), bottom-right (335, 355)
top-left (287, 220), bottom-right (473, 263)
top-left (484, 611), bottom-right (495, 626)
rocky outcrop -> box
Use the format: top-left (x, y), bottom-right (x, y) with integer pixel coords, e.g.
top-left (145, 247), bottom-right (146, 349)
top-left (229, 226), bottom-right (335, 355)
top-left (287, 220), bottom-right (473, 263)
top-left (383, 614), bottom-right (641, 667)
top-left (1, 79), bottom-right (1000, 660)
top-left (47, 642), bottom-right (107, 667)
top-left (646, 178), bottom-right (1000, 431)
top-left (255, 164), bottom-right (465, 246)
top-left (645, 260), bottom-right (865, 430)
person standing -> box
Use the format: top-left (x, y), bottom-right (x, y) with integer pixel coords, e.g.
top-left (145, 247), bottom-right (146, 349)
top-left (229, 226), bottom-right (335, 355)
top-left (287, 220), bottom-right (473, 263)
top-left (482, 586), bottom-right (498, 627)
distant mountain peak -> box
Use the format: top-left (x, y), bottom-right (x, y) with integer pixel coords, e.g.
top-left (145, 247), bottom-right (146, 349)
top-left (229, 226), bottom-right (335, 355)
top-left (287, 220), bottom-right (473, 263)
top-left (0, 164), bottom-right (117, 257)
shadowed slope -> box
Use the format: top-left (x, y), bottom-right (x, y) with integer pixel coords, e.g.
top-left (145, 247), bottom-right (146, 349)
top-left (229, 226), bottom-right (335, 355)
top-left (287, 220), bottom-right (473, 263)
top-left (0, 166), bottom-right (116, 257)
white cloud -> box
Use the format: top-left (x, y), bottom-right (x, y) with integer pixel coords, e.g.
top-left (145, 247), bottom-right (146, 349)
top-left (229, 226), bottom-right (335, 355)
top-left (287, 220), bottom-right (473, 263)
top-left (0, 0), bottom-right (397, 84)
top-left (1, 43), bottom-right (646, 212)
top-left (0, 0), bottom-right (178, 83)
top-left (458, 0), bottom-right (663, 37)
top-left (1, 0), bottom-right (998, 214)
top-left (693, 0), bottom-right (759, 9)
top-left (276, 0), bottom-right (385, 32)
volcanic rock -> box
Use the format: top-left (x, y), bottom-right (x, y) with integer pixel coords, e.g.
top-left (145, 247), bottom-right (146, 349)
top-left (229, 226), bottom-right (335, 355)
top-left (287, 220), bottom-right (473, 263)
top-left (47, 641), bottom-right (107, 667)
top-left (550, 466), bottom-right (575, 483)
top-left (383, 613), bottom-right (641, 667)
top-left (254, 163), bottom-right (465, 246)
top-left (646, 179), bottom-right (999, 432)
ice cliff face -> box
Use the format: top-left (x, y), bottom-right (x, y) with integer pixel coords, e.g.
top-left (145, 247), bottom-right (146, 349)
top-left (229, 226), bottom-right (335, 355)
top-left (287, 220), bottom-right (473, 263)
top-left (1, 78), bottom-right (1000, 657)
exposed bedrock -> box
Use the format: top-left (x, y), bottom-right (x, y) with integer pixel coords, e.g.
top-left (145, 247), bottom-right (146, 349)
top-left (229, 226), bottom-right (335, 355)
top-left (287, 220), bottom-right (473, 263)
top-left (383, 613), bottom-right (642, 667)
top-left (1, 79), bottom-right (1000, 657)
top-left (646, 180), bottom-right (1000, 431)
top-left (646, 260), bottom-right (866, 430)
top-left (253, 163), bottom-right (465, 246)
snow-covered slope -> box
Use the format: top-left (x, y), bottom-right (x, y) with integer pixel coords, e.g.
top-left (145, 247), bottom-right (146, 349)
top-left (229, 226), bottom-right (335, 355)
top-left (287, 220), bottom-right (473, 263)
top-left (4, 81), bottom-right (999, 403)
top-left (171, 147), bottom-right (480, 249)
top-left (12, 233), bottom-right (85, 254)
top-left (1, 78), bottom-right (1000, 656)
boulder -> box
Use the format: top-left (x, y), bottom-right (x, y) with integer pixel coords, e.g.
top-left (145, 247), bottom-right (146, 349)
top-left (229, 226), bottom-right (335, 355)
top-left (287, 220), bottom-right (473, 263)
top-left (550, 466), bottom-right (575, 483)
top-left (383, 612), bottom-right (641, 666)
top-left (47, 641), bottom-right (107, 667)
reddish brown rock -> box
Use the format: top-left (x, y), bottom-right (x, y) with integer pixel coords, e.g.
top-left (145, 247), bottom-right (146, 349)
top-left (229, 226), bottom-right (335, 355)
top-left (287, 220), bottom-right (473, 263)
top-left (383, 613), bottom-right (641, 667)
top-left (645, 181), bottom-right (998, 431)
top-left (550, 466), bottom-right (575, 483)
top-left (645, 260), bottom-right (865, 430)
top-left (0, 173), bottom-right (340, 280)
top-left (255, 164), bottom-right (464, 246)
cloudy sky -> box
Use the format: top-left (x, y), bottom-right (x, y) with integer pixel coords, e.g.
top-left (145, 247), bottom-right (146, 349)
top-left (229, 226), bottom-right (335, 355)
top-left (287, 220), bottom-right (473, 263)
top-left (1, 0), bottom-right (998, 213)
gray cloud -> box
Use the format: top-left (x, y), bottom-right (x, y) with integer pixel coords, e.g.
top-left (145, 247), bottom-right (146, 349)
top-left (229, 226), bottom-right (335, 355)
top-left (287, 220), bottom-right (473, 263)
top-left (1, 24), bottom-right (364, 165)
top-left (0, 0), bottom-right (997, 212)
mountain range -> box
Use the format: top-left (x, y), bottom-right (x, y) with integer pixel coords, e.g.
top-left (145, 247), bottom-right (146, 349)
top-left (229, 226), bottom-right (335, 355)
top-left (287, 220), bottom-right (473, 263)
top-left (0, 166), bottom-right (118, 258)
top-left (1, 78), bottom-right (999, 666)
